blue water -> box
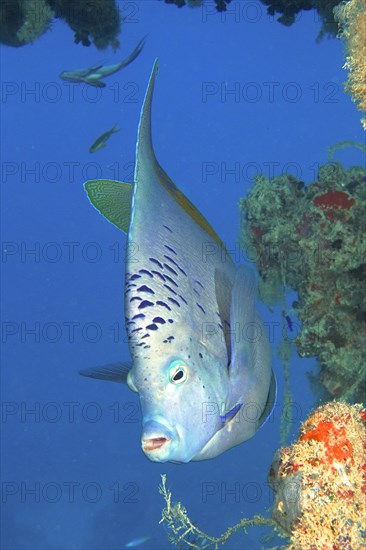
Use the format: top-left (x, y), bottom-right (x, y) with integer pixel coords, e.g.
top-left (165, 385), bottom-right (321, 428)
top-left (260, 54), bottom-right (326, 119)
top-left (1, 1), bottom-right (364, 549)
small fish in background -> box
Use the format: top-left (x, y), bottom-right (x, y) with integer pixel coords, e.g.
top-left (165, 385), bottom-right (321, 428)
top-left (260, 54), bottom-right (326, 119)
top-left (59, 36), bottom-right (146, 87)
top-left (125, 535), bottom-right (152, 548)
top-left (89, 125), bottom-right (120, 154)
top-left (282, 310), bottom-right (294, 332)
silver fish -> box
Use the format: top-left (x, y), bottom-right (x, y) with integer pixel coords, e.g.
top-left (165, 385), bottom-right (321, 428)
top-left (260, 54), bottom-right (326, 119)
top-left (81, 60), bottom-right (276, 463)
top-left (59, 36), bottom-right (146, 88)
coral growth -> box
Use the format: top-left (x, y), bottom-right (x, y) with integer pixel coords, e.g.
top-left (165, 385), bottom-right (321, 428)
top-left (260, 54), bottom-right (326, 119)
top-left (163, 0), bottom-right (341, 36)
top-left (269, 401), bottom-right (366, 549)
top-left (0, 0), bottom-right (53, 46)
top-left (49, 0), bottom-right (120, 49)
top-left (240, 162), bottom-right (366, 403)
top-left (335, 0), bottom-right (366, 129)
top-left (0, 0), bottom-right (120, 49)
top-left (162, 0), bottom-right (229, 11)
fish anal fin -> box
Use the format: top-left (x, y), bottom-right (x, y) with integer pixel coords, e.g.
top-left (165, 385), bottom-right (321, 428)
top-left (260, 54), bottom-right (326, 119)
top-left (84, 179), bottom-right (133, 233)
top-left (79, 362), bottom-right (132, 384)
top-left (84, 78), bottom-right (106, 88)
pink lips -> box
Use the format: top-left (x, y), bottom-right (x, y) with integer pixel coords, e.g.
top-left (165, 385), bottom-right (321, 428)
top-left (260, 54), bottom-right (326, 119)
top-left (142, 437), bottom-right (169, 452)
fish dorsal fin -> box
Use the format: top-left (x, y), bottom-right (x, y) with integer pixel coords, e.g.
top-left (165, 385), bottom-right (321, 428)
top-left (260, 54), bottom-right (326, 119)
top-left (136, 58), bottom-right (159, 165)
top-left (79, 362), bottom-right (132, 383)
top-left (84, 179), bottom-right (133, 233)
top-left (136, 59), bottom-right (230, 253)
top-left (156, 162), bottom-right (230, 252)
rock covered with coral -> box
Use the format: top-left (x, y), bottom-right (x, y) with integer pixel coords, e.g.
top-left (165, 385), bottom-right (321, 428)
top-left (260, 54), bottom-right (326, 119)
top-left (240, 161), bottom-right (366, 403)
top-left (269, 401), bottom-right (366, 549)
top-left (335, 0), bottom-right (366, 129)
top-left (0, 0), bottom-right (120, 49)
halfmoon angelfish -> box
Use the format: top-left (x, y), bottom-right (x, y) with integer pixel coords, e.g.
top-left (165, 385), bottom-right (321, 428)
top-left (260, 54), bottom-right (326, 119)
top-left (80, 59), bottom-right (276, 463)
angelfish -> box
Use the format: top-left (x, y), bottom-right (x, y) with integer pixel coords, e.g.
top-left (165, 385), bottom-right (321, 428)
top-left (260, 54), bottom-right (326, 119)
top-left (81, 59), bottom-right (276, 463)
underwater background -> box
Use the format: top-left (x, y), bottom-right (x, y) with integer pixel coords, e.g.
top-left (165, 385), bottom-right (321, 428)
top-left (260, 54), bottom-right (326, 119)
top-left (1, 1), bottom-right (365, 549)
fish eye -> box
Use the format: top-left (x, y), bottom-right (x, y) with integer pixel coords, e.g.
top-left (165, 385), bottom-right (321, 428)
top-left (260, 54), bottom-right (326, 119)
top-left (169, 361), bottom-right (187, 385)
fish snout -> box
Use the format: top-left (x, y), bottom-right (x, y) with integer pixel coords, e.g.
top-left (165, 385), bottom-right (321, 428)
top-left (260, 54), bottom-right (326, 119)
top-left (141, 419), bottom-right (176, 460)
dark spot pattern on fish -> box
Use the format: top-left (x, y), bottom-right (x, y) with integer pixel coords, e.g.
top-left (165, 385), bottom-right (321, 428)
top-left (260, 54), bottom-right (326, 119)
top-left (137, 285), bottom-right (155, 294)
top-left (138, 300), bottom-right (154, 309)
top-left (164, 284), bottom-right (178, 296)
top-left (151, 270), bottom-right (165, 281)
top-left (132, 313), bottom-right (145, 320)
top-left (194, 280), bottom-right (204, 289)
top-left (179, 294), bottom-right (188, 305)
top-left (129, 274), bottom-right (141, 281)
top-left (196, 303), bottom-right (206, 314)
top-left (153, 317), bottom-right (165, 324)
top-left (156, 300), bottom-right (171, 311)
top-left (168, 318), bottom-right (174, 323)
top-left (163, 274), bottom-right (178, 287)
top-left (141, 334), bottom-right (150, 339)
top-left (149, 257), bottom-right (164, 269)
top-left (139, 269), bottom-right (154, 278)
top-left (131, 327), bottom-right (142, 333)
top-left (193, 288), bottom-right (200, 297)
top-left (163, 263), bottom-right (178, 276)
top-left (163, 225), bottom-right (172, 232)
top-left (164, 245), bottom-right (177, 255)
top-left (130, 296), bottom-right (142, 302)
top-left (163, 254), bottom-right (187, 277)
top-left (199, 352), bottom-right (203, 359)
top-left (146, 323), bottom-right (158, 330)
top-left (164, 255), bottom-right (181, 271)
top-left (168, 297), bottom-right (180, 308)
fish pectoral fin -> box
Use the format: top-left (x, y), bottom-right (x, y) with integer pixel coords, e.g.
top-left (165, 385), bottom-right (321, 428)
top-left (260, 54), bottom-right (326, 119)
top-left (85, 78), bottom-right (106, 88)
top-left (214, 268), bottom-right (234, 362)
top-left (84, 179), bottom-right (133, 233)
top-left (229, 265), bottom-right (256, 375)
top-left (79, 362), bottom-right (132, 383)
top-left (257, 371), bottom-right (277, 429)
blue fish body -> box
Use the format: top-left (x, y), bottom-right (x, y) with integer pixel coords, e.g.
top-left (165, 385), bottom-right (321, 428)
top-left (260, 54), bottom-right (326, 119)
top-left (82, 60), bottom-right (276, 463)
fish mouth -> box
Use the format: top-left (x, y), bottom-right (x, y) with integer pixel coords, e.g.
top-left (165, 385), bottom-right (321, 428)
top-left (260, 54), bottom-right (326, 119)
top-left (142, 436), bottom-right (170, 452)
